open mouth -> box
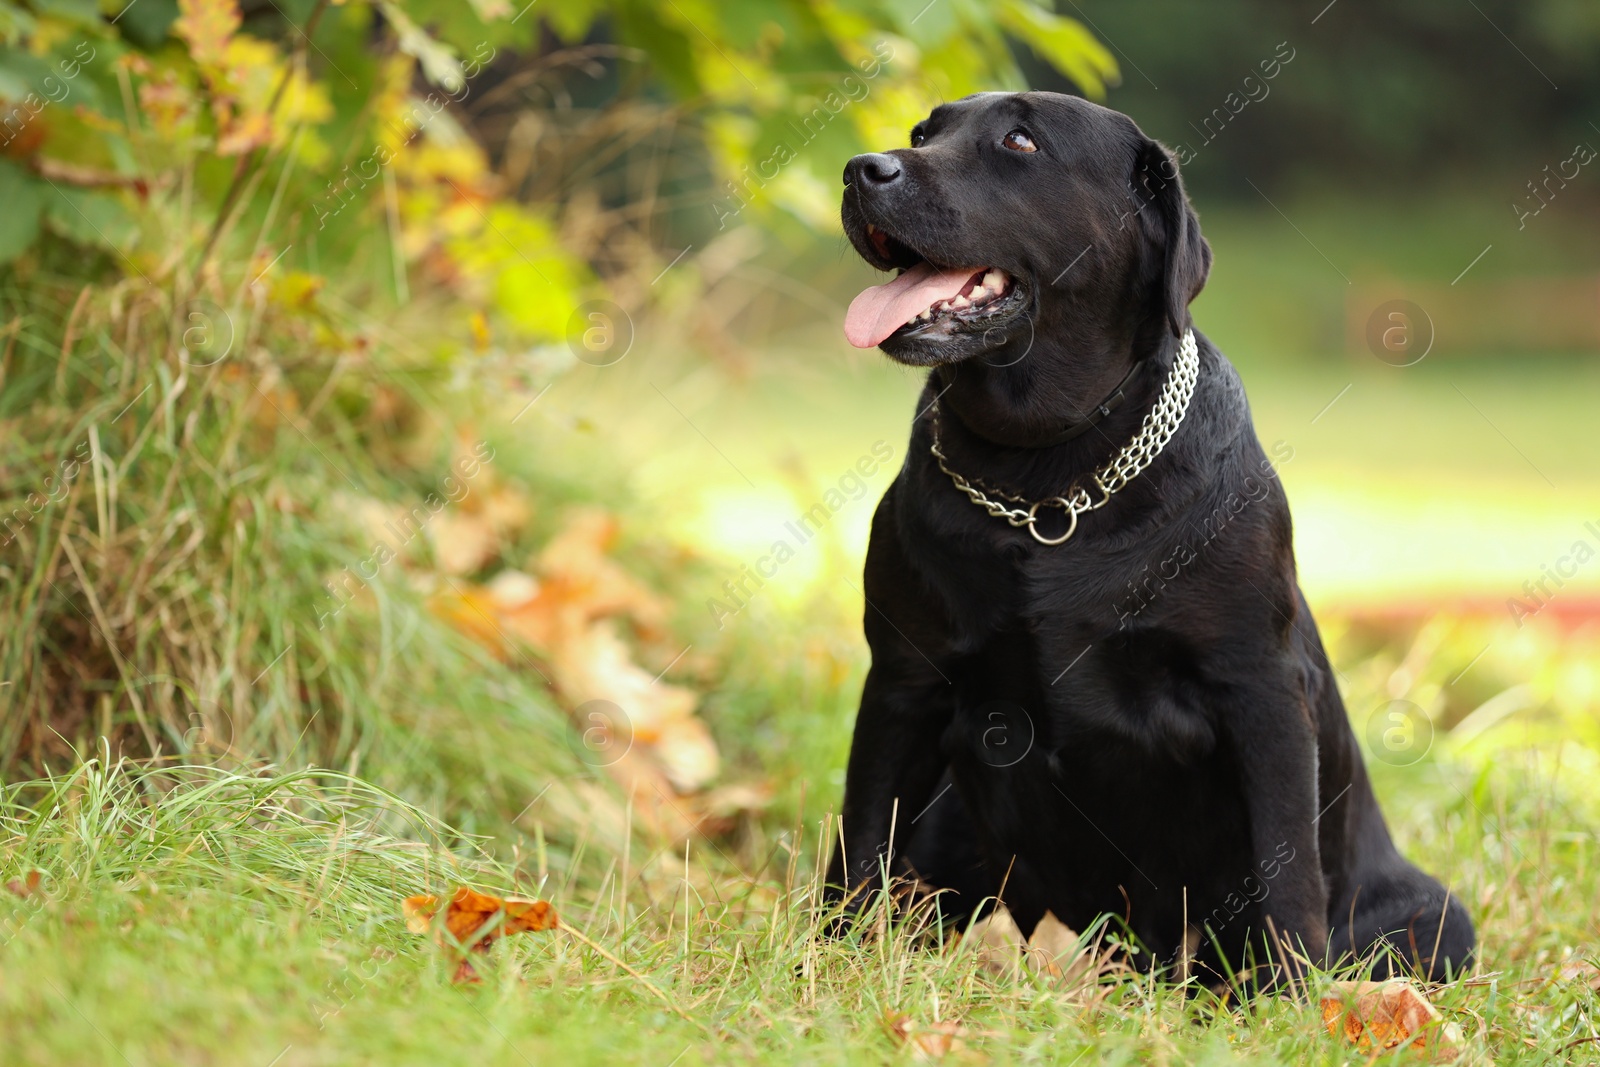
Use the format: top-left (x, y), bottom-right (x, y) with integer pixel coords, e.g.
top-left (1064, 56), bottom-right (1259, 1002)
top-left (845, 223), bottom-right (1023, 350)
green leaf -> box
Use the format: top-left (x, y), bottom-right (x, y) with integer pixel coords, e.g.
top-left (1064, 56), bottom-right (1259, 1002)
top-left (0, 158), bottom-right (44, 263)
top-left (996, 0), bottom-right (1119, 99)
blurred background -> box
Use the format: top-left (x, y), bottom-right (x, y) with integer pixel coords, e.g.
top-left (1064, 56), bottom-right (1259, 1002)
top-left (2, 0), bottom-right (1599, 932)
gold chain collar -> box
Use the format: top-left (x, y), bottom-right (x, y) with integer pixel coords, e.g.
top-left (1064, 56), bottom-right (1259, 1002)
top-left (928, 330), bottom-right (1201, 545)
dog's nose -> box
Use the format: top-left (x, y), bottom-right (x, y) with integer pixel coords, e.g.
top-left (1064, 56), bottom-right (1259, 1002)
top-left (844, 152), bottom-right (903, 187)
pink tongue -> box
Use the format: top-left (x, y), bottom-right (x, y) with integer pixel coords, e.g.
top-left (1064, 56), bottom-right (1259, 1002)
top-left (844, 262), bottom-right (981, 348)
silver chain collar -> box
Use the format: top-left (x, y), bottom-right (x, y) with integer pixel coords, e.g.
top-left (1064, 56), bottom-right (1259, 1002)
top-left (929, 329), bottom-right (1200, 546)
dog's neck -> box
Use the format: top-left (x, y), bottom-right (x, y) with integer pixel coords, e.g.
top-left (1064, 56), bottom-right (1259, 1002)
top-left (941, 357), bottom-right (1147, 449)
top-left (932, 318), bottom-right (1177, 454)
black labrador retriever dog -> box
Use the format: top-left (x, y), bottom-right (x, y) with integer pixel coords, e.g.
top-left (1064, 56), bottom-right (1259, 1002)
top-left (826, 91), bottom-right (1474, 989)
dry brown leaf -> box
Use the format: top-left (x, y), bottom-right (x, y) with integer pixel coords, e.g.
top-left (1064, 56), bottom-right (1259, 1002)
top-left (958, 907), bottom-right (1122, 998)
top-left (1321, 979), bottom-right (1465, 1061)
top-left (428, 507), bottom-right (724, 806)
top-left (470, 510), bottom-right (667, 651)
top-left (545, 619), bottom-right (718, 792)
top-left (535, 508), bottom-right (668, 634)
top-left (429, 511), bottom-right (498, 575)
top-left (5, 871), bottom-right (41, 898)
top-left (883, 1011), bottom-right (971, 1061)
top-left (403, 885), bottom-right (558, 981)
top-left (1024, 910), bottom-right (1082, 979)
top-left (962, 904), bottom-right (1027, 978)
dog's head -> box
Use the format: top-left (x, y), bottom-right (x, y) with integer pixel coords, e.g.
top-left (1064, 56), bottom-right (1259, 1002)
top-left (841, 92), bottom-right (1211, 368)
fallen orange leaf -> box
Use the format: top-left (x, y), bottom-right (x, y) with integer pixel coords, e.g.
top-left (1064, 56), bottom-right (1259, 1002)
top-left (425, 507), bottom-right (741, 833)
top-left (403, 886), bottom-right (559, 975)
top-left (1321, 979), bottom-right (1464, 1061)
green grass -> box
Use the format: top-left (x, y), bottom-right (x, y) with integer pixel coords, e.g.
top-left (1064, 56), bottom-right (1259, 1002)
top-left (2, 679), bottom-right (1599, 1065)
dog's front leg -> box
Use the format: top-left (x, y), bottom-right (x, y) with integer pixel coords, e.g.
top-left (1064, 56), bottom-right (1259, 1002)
top-left (825, 659), bottom-right (954, 916)
top-left (823, 490), bottom-right (958, 920)
top-left (1223, 662), bottom-right (1330, 989)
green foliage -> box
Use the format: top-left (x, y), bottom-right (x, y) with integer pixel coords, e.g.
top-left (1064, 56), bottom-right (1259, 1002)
top-left (0, 0), bottom-right (1116, 321)
top-left (0, 0), bottom-right (1116, 787)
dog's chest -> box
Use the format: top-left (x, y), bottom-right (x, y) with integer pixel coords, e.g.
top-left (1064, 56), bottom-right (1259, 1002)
top-left (943, 589), bottom-right (1219, 770)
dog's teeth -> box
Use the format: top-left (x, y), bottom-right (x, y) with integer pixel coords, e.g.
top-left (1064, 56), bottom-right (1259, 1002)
top-left (951, 295), bottom-right (970, 309)
top-left (983, 269), bottom-right (1004, 291)
top-left (867, 224), bottom-right (878, 234)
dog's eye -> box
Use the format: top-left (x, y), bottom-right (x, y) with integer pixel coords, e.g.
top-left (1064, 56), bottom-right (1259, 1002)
top-left (910, 128), bottom-right (926, 148)
top-left (1001, 129), bottom-right (1037, 153)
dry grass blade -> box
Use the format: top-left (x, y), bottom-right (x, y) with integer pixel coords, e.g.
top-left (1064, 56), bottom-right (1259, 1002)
top-left (560, 922), bottom-right (708, 1031)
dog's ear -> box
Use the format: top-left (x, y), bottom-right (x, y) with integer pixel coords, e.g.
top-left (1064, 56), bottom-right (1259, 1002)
top-left (1136, 141), bottom-right (1212, 338)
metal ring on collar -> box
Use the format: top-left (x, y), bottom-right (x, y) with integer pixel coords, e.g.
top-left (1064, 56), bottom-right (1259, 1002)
top-left (1026, 499), bottom-right (1079, 545)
